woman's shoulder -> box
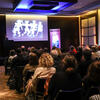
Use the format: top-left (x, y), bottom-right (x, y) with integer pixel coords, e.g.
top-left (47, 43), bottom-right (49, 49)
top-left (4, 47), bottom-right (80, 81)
top-left (25, 64), bottom-right (30, 67)
top-left (50, 67), bottom-right (56, 70)
top-left (36, 66), bottom-right (55, 69)
top-left (34, 66), bottom-right (45, 72)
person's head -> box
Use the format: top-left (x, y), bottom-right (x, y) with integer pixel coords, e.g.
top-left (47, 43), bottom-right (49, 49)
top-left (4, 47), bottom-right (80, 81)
top-left (55, 48), bottom-right (62, 56)
top-left (91, 45), bottom-right (97, 52)
top-left (21, 45), bottom-right (25, 49)
top-left (52, 46), bottom-right (57, 50)
top-left (9, 49), bottom-right (16, 56)
top-left (83, 49), bottom-right (92, 60)
top-left (87, 61), bottom-right (100, 86)
top-left (21, 45), bottom-right (26, 52)
top-left (50, 49), bottom-right (58, 57)
top-left (62, 54), bottom-right (77, 71)
top-left (39, 53), bottom-right (54, 68)
top-left (29, 53), bottom-right (38, 66)
top-left (16, 48), bottom-right (22, 56)
top-left (97, 45), bottom-right (100, 51)
top-left (44, 47), bottom-right (48, 53)
top-left (69, 45), bottom-right (77, 55)
top-left (69, 45), bottom-right (75, 51)
top-left (83, 45), bottom-right (90, 51)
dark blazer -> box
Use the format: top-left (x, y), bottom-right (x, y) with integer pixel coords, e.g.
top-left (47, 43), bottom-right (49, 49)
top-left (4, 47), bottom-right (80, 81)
top-left (48, 70), bottom-right (82, 100)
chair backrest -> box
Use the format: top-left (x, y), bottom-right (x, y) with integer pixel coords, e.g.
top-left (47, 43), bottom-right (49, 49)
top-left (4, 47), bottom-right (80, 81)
top-left (54, 88), bottom-right (82, 100)
top-left (36, 78), bottom-right (46, 94)
top-left (36, 78), bottom-right (46, 100)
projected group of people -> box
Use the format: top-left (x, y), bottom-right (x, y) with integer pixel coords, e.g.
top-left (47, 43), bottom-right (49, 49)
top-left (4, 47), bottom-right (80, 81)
top-left (12, 20), bottom-right (43, 38)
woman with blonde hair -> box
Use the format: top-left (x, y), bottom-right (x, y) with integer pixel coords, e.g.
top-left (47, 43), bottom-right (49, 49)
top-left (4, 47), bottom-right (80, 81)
top-left (25, 53), bottom-right (56, 99)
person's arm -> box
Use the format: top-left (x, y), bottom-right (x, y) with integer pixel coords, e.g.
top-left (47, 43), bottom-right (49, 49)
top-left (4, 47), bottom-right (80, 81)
top-left (25, 67), bottom-right (42, 95)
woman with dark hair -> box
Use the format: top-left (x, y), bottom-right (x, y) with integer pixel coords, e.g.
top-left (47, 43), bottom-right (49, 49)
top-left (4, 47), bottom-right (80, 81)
top-left (23, 53), bottom-right (38, 100)
top-left (47, 54), bottom-right (82, 100)
top-left (23, 53), bottom-right (38, 83)
top-left (5, 49), bottom-right (17, 75)
top-left (77, 49), bottom-right (93, 78)
top-left (23, 53), bottom-right (38, 74)
top-left (82, 60), bottom-right (100, 100)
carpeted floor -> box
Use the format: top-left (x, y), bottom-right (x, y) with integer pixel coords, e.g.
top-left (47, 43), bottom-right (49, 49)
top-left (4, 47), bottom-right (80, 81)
top-left (0, 66), bottom-right (25, 100)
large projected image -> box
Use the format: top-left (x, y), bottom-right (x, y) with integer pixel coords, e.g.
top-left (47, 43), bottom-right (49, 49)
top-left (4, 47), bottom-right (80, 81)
top-left (12, 20), bottom-right (43, 38)
top-left (6, 15), bottom-right (48, 41)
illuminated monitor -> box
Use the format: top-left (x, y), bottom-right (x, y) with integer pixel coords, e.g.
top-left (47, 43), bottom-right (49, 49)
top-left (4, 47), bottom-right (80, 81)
top-left (6, 14), bottom-right (48, 41)
top-left (50, 29), bottom-right (61, 50)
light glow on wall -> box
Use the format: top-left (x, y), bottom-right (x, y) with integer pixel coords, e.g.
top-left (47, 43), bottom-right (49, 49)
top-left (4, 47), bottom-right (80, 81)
top-left (98, 9), bottom-right (100, 45)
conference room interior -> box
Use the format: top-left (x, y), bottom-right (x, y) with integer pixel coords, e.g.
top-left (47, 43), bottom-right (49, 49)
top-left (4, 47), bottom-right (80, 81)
top-left (0, 0), bottom-right (100, 100)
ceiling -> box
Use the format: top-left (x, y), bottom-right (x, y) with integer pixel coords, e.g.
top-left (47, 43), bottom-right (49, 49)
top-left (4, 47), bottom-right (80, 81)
top-left (0, 0), bottom-right (100, 15)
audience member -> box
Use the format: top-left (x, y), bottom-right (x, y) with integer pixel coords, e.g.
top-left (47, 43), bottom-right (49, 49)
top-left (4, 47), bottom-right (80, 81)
top-left (83, 45), bottom-right (90, 51)
top-left (23, 53), bottom-right (38, 85)
top-left (77, 49), bottom-right (93, 78)
top-left (5, 49), bottom-right (17, 75)
top-left (11, 48), bottom-right (28, 93)
top-left (82, 60), bottom-right (100, 100)
top-left (23, 53), bottom-right (38, 100)
top-left (76, 46), bottom-right (82, 65)
top-left (50, 48), bottom-right (63, 72)
top-left (25, 53), bottom-right (56, 98)
top-left (29, 46), bottom-right (36, 54)
top-left (47, 54), bottom-right (82, 100)
top-left (8, 49), bottom-right (17, 63)
top-left (69, 45), bottom-right (77, 55)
